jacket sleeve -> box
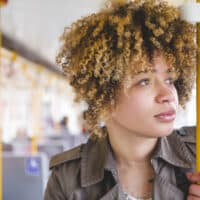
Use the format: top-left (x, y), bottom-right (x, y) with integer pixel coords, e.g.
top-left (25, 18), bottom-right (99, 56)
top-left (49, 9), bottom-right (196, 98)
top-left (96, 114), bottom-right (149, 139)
top-left (44, 168), bottom-right (66, 200)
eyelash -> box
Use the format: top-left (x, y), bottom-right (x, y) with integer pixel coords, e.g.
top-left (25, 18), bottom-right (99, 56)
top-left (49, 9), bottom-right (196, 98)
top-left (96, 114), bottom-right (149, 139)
top-left (137, 77), bottom-right (176, 86)
top-left (138, 79), bottom-right (150, 86)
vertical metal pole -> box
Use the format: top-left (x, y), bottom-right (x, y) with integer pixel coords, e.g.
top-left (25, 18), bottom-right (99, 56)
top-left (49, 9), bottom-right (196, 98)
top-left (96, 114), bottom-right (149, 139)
top-left (0, 6), bottom-right (2, 200)
top-left (196, 0), bottom-right (200, 172)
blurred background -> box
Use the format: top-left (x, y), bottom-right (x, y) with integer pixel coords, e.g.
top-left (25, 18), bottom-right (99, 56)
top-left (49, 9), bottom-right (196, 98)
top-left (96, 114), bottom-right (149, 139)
top-left (0, 0), bottom-right (196, 200)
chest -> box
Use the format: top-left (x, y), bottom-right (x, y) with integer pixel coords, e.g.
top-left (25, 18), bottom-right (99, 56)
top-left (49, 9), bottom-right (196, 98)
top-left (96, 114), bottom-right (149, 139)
top-left (117, 166), bottom-right (154, 198)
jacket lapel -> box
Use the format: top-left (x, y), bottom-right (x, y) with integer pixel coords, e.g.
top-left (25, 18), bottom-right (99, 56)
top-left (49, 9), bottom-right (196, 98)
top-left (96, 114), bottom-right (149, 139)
top-left (153, 176), bottom-right (184, 200)
top-left (152, 128), bottom-right (195, 170)
top-left (100, 184), bottom-right (119, 200)
top-left (151, 127), bottom-right (196, 200)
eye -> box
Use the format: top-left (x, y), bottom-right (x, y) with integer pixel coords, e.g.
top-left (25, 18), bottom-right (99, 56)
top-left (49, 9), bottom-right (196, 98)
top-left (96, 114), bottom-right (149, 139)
top-left (137, 78), bottom-right (150, 86)
top-left (165, 77), bottom-right (176, 85)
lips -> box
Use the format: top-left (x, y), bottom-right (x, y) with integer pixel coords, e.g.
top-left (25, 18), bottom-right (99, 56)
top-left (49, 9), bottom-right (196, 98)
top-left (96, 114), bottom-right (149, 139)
top-left (154, 109), bottom-right (176, 122)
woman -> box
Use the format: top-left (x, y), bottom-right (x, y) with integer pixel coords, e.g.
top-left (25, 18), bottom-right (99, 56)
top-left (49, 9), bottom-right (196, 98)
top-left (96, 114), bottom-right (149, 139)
top-left (45, 0), bottom-right (200, 199)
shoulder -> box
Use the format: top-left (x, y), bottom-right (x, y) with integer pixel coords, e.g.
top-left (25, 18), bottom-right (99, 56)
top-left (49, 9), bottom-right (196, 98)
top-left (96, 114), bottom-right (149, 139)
top-left (49, 135), bottom-right (100, 169)
top-left (45, 145), bottom-right (84, 199)
top-left (49, 144), bottom-right (82, 170)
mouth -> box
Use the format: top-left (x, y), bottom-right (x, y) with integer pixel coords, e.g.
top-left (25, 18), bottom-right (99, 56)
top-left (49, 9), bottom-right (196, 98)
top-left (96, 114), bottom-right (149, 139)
top-left (154, 109), bottom-right (176, 122)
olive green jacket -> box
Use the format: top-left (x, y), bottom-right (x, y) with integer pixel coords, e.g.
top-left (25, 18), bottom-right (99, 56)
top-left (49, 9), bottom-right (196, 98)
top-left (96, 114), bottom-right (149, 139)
top-left (44, 126), bottom-right (196, 200)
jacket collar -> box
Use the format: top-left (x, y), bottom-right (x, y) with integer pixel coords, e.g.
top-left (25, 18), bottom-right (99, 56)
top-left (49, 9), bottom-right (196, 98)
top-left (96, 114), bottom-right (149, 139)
top-left (81, 136), bottom-right (108, 187)
top-left (152, 128), bottom-right (195, 169)
top-left (80, 128), bottom-right (195, 187)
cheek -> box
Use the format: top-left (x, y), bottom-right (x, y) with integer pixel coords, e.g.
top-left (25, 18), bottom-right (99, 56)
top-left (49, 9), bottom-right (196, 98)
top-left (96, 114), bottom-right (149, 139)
top-left (173, 89), bottom-right (179, 107)
top-left (114, 93), bottom-right (148, 117)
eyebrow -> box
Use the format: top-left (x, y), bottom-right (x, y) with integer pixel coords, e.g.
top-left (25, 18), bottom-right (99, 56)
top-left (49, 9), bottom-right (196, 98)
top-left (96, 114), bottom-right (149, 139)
top-left (136, 68), bottom-right (174, 74)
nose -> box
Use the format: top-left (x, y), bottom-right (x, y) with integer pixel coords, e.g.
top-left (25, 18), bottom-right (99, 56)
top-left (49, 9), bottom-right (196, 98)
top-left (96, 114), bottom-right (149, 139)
top-left (155, 83), bottom-right (175, 104)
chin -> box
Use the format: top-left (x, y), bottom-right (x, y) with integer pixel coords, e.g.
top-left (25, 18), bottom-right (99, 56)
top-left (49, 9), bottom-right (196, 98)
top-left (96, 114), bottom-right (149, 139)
top-left (155, 123), bottom-right (174, 137)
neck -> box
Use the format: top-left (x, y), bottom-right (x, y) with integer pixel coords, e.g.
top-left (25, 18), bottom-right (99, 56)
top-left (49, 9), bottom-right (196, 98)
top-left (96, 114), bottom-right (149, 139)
top-left (106, 119), bottom-right (158, 167)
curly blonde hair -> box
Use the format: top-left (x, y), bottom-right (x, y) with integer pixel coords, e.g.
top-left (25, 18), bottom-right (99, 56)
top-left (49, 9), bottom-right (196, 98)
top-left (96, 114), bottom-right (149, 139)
top-left (56, 0), bottom-right (196, 137)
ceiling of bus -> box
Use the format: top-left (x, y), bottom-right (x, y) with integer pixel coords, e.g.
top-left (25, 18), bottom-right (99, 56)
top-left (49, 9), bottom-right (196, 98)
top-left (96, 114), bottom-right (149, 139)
top-left (1, 0), bottom-right (185, 68)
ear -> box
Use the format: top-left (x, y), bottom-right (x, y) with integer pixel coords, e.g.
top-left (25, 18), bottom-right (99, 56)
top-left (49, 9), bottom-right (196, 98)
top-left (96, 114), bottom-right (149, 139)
top-left (109, 105), bottom-right (112, 112)
top-left (109, 100), bottom-right (115, 113)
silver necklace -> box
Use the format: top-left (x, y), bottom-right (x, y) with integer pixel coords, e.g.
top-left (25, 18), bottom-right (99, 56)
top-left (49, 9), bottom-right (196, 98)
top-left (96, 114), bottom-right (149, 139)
top-left (125, 193), bottom-right (152, 200)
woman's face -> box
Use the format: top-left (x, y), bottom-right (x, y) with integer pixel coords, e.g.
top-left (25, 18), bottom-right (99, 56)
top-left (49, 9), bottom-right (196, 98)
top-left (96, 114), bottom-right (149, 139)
top-left (109, 54), bottom-right (179, 138)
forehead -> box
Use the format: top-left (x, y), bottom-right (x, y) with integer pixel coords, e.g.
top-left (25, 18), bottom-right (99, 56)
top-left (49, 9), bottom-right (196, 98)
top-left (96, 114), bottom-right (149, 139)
top-left (152, 54), bottom-right (173, 71)
top-left (133, 54), bottom-right (175, 76)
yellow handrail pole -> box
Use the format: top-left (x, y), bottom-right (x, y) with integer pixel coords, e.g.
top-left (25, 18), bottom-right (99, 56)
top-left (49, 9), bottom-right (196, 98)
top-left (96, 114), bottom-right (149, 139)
top-left (0, 8), bottom-right (2, 200)
top-left (0, 127), bottom-right (2, 200)
top-left (31, 83), bottom-right (38, 155)
top-left (197, 0), bottom-right (200, 172)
